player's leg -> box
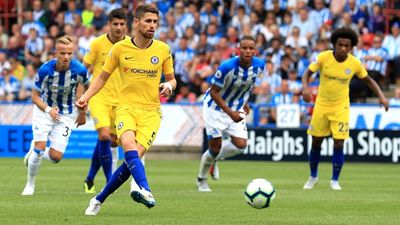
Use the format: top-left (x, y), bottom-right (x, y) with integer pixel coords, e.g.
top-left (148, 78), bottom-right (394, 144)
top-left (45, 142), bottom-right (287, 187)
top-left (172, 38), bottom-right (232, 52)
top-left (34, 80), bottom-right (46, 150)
top-left (328, 104), bottom-right (349, 190)
top-left (330, 139), bottom-right (345, 190)
top-left (211, 119), bottom-right (248, 180)
top-left (22, 141), bottom-right (46, 196)
top-left (85, 161), bottom-right (131, 216)
top-left (84, 141), bottom-right (100, 193)
top-left (22, 106), bottom-right (52, 195)
top-left (97, 126), bottom-right (113, 182)
top-left (303, 136), bottom-right (324, 189)
top-left (303, 104), bottom-right (330, 189)
top-left (198, 137), bottom-right (221, 191)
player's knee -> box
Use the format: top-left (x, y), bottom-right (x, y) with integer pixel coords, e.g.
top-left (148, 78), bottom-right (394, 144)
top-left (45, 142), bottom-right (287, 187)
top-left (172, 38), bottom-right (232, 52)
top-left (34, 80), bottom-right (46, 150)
top-left (333, 142), bottom-right (344, 150)
top-left (233, 141), bottom-right (247, 150)
top-left (98, 133), bottom-right (111, 141)
top-left (49, 149), bottom-right (63, 163)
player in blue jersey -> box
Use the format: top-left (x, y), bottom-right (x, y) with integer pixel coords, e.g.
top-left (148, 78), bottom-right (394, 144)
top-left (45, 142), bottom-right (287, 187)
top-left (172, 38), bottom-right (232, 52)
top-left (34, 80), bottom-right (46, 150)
top-left (197, 36), bottom-right (265, 192)
top-left (22, 36), bottom-right (90, 195)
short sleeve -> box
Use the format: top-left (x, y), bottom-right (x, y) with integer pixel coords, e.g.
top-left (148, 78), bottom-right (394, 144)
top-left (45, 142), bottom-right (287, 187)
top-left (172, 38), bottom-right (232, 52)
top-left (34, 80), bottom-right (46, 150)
top-left (103, 44), bottom-right (120, 75)
top-left (83, 39), bottom-right (97, 65)
top-left (163, 47), bottom-right (174, 75)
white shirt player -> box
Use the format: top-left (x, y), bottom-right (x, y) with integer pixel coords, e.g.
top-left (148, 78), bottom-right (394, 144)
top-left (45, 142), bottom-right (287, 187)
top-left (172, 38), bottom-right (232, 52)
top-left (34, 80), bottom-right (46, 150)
top-left (32, 59), bottom-right (89, 152)
top-left (203, 56), bottom-right (264, 139)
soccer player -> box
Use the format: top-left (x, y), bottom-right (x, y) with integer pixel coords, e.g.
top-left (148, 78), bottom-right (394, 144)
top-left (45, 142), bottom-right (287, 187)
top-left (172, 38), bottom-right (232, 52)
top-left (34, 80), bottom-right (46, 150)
top-left (82, 8), bottom-right (128, 194)
top-left (302, 27), bottom-right (389, 191)
top-left (76, 4), bottom-right (175, 215)
top-left (21, 36), bottom-right (90, 195)
top-left (196, 36), bottom-right (265, 192)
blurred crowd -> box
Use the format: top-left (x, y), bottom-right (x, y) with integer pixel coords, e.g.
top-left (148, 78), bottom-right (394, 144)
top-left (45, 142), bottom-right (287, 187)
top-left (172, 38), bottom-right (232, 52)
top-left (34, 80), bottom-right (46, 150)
top-left (0, 0), bottom-right (400, 125)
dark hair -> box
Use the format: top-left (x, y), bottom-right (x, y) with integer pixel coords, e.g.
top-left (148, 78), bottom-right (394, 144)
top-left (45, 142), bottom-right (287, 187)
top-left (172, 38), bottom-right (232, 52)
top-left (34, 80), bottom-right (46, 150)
top-left (240, 35), bottom-right (255, 43)
top-left (330, 27), bottom-right (358, 47)
top-left (134, 4), bottom-right (159, 19)
top-left (108, 8), bottom-right (127, 21)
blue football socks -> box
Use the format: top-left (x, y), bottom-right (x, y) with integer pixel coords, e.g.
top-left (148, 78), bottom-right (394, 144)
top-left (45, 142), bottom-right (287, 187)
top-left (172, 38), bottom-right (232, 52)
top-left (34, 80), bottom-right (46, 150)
top-left (309, 148), bottom-right (321, 178)
top-left (86, 140), bottom-right (100, 182)
top-left (332, 148), bottom-right (344, 181)
top-left (124, 150), bottom-right (150, 191)
top-left (98, 140), bottom-right (112, 182)
top-left (96, 162), bottom-right (130, 203)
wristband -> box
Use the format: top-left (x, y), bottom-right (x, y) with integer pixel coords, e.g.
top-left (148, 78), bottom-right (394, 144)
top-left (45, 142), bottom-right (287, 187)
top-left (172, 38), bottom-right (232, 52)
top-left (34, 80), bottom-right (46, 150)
top-left (45, 106), bottom-right (52, 113)
top-left (164, 82), bottom-right (173, 92)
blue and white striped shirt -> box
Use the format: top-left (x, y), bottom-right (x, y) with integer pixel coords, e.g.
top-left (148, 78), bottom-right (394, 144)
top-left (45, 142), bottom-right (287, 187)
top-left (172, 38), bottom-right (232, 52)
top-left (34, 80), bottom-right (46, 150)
top-left (365, 47), bottom-right (388, 75)
top-left (204, 56), bottom-right (265, 112)
top-left (35, 59), bottom-right (89, 114)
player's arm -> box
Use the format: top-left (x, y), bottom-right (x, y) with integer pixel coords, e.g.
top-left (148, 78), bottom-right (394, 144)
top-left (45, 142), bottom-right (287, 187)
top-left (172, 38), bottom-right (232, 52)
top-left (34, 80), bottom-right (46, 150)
top-left (301, 69), bottom-right (315, 102)
top-left (159, 73), bottom-right (176, 98)
top-left (75, 82), bottom-right (88, 127)
top-left (361, 76), bottom-right (389, 111)
top-left (209, 85), bottom-right (243, 122)
top-left (31, 89), bottom-right (60, 121)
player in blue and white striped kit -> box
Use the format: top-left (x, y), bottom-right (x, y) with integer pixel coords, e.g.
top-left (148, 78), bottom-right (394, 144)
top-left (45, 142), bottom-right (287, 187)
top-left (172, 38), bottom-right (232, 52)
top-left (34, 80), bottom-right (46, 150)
top-left (197, 36), bottom-right (265, 192)
top-left (22, 36), bottom-right (90, 195)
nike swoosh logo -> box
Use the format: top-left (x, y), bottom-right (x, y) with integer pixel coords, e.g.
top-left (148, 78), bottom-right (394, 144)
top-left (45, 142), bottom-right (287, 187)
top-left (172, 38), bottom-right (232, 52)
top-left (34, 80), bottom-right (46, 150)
top-left (125, 56), bottom-right (134, 60)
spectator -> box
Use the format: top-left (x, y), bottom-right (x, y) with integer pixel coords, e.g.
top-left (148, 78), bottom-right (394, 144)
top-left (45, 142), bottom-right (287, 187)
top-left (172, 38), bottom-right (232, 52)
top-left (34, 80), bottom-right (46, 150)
top-left (336, 12), bottom-right (359, 34)
top-left (0, 25), bottom-right (9, 49)
top-left (297, 46), bottom-right (310, 79)
top-left (40, 38), bottom-right (55, 63)
top-left (173, 36), bottom-right (195, 91)
top-left (279, 54), bottom-right (295, 80)
top-left (288, 69), bottom-right (302, 95)
top-left (279, 11), bottom-right (293, 37)
top-left (230, 5), bottom-right (250, 34)
top-left (78, 27), bottom-right (95, 60)
top-left (82, 0), bottom-right (95, 27)
top-left (174, 83), bottom-right (197, 104)
top-left (382, 22), bottom-right (400, 84)
top-left (292, 7), bottom-right (318, 43)
top-left (0, 64), bottom-right (20, 102)
top-left (0, 52), bottom-right (11, 75)
top-left (18, 63), bottom-right (36, 101)
top-left (389, 87), bottom-right (400, 106)
top-left (73, 14), bottom-right (86, 37)
top-left (9, 58), bottom-right (25, 81)
top-left (92, 6), bottom-right (108, 32)
top-left (64, 0), bottom-right (81, 25)
top-left (262, 61), bottom-right (282, 95)
top-left (6, 36), bottom-right (24, 63)
top-left (269, 79), bottom-right (294, 123)
top-left (24, 28), bottom-right (44, 67)
top-left (21, 10), bottom-right (47, 37)
top-left (368, 3), bottom-right (385, 34)
top-left (285, 26), bottom-right (309, 50)
top-left (253, 81), bottom-right (272, 125)
top-left (184, 26), bottom-right (199, 50)
top-left (310, 0), bottom-right (332, 28)
top-left (363, 35), bottom-right (389, 89)
top-left (345, 0), bottom-right (368, 26)
top-left (200, 0), bottom-right (219, 25)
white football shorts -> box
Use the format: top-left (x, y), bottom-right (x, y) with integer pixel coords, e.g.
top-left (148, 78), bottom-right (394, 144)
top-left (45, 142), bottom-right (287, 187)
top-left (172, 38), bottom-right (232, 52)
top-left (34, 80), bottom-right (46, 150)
top-left (203, 106), bottom-right (248, 139)
top-left (32, 105), bottom-right (76, 153)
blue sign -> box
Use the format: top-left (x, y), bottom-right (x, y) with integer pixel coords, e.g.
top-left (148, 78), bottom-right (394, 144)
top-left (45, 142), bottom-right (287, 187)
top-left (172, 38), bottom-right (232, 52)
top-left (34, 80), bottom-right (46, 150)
top-left (0, 125), bottom-right (118, 158)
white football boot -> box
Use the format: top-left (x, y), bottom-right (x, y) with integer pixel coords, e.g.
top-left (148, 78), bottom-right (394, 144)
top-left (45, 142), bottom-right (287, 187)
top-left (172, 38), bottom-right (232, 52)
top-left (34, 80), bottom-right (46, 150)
top-left (303, 177), bottom-right (318, 189)
top-left (330, 180), bottom-right (342, 190)
top-left (85, 197), bottom-right (101, 216)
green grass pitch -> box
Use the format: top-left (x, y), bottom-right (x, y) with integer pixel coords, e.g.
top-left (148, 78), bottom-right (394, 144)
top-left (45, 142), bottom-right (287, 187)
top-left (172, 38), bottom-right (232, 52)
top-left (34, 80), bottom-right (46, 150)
top-left (0, 158), bottom-right (399, 225)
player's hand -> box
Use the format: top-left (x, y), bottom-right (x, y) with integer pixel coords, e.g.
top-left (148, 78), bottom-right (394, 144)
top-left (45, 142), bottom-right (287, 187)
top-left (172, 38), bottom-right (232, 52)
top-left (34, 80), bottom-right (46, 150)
top-left (228, 111), bottom-right (245, 123)
top-left (302, 88), bottom-right (311, 102)
top-left (49, 107), bottom-right (60, 122)
top-left (159, 82), bottom-right (173, 98)
top-left (379, 97), bottom-right (389, 112)
top-left (244, 104), bottom-right (250, 115)
top-left (75, 95), bottom-right (88, 111)
top-left (75, 111), bottom-right (86, 127)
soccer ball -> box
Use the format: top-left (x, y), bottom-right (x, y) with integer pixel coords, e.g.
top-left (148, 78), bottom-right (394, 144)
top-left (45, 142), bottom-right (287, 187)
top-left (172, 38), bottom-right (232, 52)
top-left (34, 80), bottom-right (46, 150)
top-left (244, 178), bottom-right (276, 209)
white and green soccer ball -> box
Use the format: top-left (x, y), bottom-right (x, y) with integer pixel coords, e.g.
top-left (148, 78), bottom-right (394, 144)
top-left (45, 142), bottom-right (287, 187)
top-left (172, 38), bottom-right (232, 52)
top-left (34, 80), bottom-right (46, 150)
top-left (244, 178), bottom-right (276, 209)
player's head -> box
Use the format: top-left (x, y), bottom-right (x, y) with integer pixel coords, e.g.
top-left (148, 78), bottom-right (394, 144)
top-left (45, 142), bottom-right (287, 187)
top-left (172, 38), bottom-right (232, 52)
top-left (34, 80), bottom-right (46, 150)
top-left (133, 4), bottom-right (159, 39)
top-left (330, 27), bottom-right (358, 58)
top-left (55, 36), bottom-right (74, 70)
top-left (239, 35), bottom-right (256, 66)
top-left (108, 8), bottom-right (127, 40)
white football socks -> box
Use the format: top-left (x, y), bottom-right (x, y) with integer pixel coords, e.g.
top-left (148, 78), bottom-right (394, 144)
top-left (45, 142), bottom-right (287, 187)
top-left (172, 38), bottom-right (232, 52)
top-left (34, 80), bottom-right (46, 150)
top-left (198, 150), bottom-right (215, 179)
top-left (27, 151), bottom-right (43, 186)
